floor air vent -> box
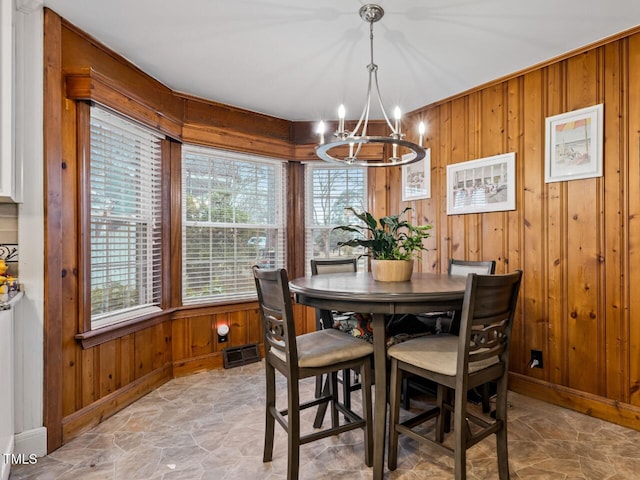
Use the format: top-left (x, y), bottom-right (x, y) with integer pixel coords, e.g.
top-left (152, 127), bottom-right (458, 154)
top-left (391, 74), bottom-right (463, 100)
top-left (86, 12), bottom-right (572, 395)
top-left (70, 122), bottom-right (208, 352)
top-left (223, 343), bottom-right (261, 369)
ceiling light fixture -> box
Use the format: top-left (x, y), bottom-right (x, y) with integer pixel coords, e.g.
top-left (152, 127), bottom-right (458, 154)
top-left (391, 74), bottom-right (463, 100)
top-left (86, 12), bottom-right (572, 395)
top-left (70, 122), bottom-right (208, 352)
top-left (315, 4), bottom-right (426, 167)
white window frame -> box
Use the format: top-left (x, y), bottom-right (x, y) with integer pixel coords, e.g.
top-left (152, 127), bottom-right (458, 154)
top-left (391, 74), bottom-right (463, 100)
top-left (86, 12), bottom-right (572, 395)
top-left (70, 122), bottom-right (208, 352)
top-left (304, 164), bottom-right (368, 275)
top-left (182, 145), bottom-right (287, 304)
top-left (88, 106), bottom-right (164, 330)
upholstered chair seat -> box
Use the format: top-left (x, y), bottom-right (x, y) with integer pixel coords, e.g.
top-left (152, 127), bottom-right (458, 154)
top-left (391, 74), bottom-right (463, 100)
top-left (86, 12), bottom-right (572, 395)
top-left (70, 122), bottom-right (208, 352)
top-left (272, 328), bottom-right (374, 368)
top-left (387, 334), bottom-right (499, 376)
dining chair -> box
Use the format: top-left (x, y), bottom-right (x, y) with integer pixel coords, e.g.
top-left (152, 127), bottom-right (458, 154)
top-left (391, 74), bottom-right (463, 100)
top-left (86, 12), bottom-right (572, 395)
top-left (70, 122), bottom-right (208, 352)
top-left (310, 257), bottom-right (367, 423)
top-left (446, 259), bottom-right (497, 333)
top-left (403, 259), bottom-right (497, 411)
top-left (252, 266), bottom-right (373, 480)
top-left (310, 257), bottom-right (359, 332)
top-left (387, 270), bottom-right (523, 480)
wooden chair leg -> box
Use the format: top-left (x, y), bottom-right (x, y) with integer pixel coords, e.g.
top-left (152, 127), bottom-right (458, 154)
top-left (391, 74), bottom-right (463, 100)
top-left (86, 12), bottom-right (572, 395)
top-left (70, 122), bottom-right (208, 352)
top-left (435, 384), bottom-right (446, 443)
top-left (263, 361), bottom-right (276, 462)
top-left (360, 359), bottom-right (373, 467)
top-left (287, 374), bottom-right (301, 480)
top-left (401, 377), bottom-right (410, 410)
top-left (312, 374), bottom-right (330, 429)
top-left (481, 383), bottom-right (491, 413)
top-left (495, 377), bottom-right (510, 479)
top-left (330, 371), bottom-right (339, 429)
top-left (453, 384), bottom-right (468, 480)
top-left (387, 358), bottom-right (402, 471)
top-left (342, 369), bottom-right (352, 410)
top-left (314, 374), bottom-right (323, 398)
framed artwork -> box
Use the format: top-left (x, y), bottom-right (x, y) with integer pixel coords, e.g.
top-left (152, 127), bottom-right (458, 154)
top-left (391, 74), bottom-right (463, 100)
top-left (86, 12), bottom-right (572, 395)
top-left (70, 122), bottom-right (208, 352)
top-left (446, 152), bottom-right (516, 215)
top-left (0, 244), bottom-right (18, 263)
top-left (545, 104), bottom-right (603, 183)
top-left (401, 149), bottom-right (431, 201)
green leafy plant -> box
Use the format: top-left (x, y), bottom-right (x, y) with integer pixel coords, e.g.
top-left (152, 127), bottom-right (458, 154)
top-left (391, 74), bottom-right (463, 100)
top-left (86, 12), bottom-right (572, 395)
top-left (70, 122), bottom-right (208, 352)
top-left (333, 207), bottom-right (432, 261)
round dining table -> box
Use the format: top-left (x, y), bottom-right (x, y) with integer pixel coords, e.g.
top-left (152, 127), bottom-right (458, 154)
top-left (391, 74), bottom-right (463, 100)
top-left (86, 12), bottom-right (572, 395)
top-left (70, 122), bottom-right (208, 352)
top-left (289, 271), bottom-right (468, 479)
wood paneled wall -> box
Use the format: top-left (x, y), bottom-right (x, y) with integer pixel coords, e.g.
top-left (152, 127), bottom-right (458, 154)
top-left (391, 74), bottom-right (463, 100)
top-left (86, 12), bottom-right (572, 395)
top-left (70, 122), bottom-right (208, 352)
top-left (44, 7), bottom-right (640, 452)
top-left (370, 30), bottom-right (640, 428)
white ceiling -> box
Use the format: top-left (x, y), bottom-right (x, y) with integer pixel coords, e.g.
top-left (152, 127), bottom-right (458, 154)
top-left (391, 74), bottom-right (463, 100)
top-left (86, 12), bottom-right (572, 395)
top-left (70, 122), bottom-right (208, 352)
top-left (43, 0), bottom-right (640, 122)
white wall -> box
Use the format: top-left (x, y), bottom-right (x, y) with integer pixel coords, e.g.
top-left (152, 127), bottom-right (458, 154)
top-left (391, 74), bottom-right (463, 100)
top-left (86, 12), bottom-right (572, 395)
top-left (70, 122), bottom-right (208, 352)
top-left (13, 0), bottom-right (45, 458)
top-left (0, 1), bottom-right (15, 477)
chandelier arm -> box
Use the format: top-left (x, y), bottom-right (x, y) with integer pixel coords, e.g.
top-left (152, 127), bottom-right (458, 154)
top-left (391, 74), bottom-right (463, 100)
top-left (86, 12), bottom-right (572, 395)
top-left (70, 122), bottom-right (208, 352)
top-left (353, 139), bottom-right (365, 160)
top-left (351, 74), bottom-right (372, 138)
top-left (373, 69), bottom-right (396, 133)
top-left (351, 82), bottom-right (371, 162)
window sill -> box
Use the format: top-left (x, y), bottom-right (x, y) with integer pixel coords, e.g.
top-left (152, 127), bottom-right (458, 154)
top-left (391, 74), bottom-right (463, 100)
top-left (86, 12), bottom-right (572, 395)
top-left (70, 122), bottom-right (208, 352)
top-left (75, 307), bottom-right (177, 349)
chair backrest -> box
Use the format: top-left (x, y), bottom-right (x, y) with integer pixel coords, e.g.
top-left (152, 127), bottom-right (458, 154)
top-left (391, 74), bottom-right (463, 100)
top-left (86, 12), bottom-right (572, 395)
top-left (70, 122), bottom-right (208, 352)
top-left (252, 266), bottom-right (298, 367)
top-left (310, 257), bottom-right (358, 330)
top-left (448, 259), bottom-right (496, 276)
top-left (311, 257), bottom-right (358, 276)
top-left (457, 270), bottom-right (522, 380)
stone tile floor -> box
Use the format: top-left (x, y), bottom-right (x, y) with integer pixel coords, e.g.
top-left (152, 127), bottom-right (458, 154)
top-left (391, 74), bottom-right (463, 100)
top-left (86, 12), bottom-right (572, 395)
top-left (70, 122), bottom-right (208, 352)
top-left (10, 361), bottom-right (640, 479)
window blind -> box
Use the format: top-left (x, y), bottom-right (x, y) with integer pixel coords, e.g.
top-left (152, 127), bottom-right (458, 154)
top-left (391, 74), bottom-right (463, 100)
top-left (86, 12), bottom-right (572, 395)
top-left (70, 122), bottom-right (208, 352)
top-left (304, 165), bottom-right (368, 275)
top-left (182, 145), bottom-right (286, 304)
top-left (89, 106), bottom-right (163, 329)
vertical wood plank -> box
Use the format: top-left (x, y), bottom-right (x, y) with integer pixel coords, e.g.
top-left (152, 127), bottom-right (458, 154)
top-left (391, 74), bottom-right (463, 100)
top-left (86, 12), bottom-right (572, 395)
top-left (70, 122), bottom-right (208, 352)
top-left (80, 347), bottom-right (95, 408)
top-left (417, 108), bottom-right (440, 272)
top-left (602, 41), bottom-right (626, 400)
top-left (521, 69), bottom-right (547, 376)
top-left (169, 140), bottom-right (183, 307)
top-left (466, 93), bottom-right (481, 260)
top-left (246, 307), bottom-right (263, 345)
top-left (99, 341), bottom-right (117, 397)
top-left (449, 98), bottom-right (468, 259)
top-left (43, 8), bottom-right (65, 451)
top-left (564, 51), bottom-right (601, 395)
top-left (190, 315), bottom-right (213, 356)
top-left (134, 328), bottom-right (154, 379)
top-left (506, 76), bottom-right (525, 372)
top-left (229, 310), bottom-right (247, 347)
top-left (171, 318), bottom-right (187, 362)
top-left (626, 33), bottom-right (640, 406)
top-left (437, 104), bottom-right (452, 272)
top-left (480, 85), bottom-right (507, 269)
top-left (61, 97), bottom-right (79, 417)
top-left (545, 62), bottom-right (567, 386)
top-left (119, 334), bottom-right (134, 386)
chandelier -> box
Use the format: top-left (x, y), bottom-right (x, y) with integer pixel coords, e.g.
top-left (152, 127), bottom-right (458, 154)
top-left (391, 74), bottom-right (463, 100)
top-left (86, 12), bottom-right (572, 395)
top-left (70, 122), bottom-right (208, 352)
top-left (315, 4), bottom-right (426, 167)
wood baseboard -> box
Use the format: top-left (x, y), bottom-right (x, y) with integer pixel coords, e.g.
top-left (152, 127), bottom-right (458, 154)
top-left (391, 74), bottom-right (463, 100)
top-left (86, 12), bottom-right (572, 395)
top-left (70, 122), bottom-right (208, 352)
top-left (173, 352), bottom-right (224, 377)
top-left (509, 372), bottom-right (640, 431)
top-left (61, 363), bottom-right (172, 445)
top-left (173, 345), bottom-right (265, 377)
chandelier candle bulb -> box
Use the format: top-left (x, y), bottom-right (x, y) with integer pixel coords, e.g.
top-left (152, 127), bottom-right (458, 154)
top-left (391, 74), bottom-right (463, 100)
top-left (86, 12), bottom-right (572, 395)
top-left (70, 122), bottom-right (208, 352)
top-left (338, 104), bottom-right (346, 133)
top-left (394, 106), bottom-right (401, 134)
top-left (418, 122), bottom-right (426, 147)
top-left (317, 121), bottom-right (326, 144)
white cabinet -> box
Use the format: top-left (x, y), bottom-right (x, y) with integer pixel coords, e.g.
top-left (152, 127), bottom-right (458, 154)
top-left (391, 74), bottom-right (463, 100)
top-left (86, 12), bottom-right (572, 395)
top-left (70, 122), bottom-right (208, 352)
top-left (0, 306), bottom-right (14, 480)
top-left (0, 0), bottom-right (22, 203)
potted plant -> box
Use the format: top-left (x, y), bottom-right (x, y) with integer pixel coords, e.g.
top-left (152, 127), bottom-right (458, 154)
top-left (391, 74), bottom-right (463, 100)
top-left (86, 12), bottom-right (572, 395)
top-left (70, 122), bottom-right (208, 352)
top-left (333, 207), bottom-right (433, 281)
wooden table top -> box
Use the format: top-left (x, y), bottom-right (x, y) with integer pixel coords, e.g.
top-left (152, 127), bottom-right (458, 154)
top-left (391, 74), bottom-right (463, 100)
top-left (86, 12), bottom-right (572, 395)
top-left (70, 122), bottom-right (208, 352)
top-left (289, 271), bottom-right (468, 303)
